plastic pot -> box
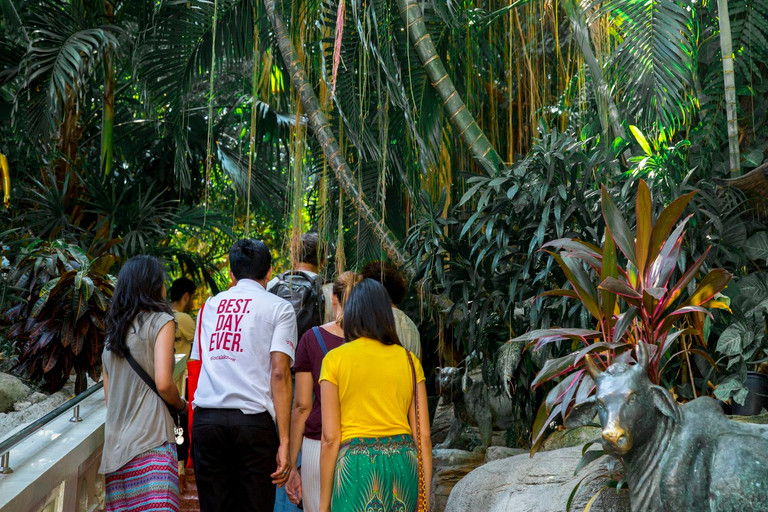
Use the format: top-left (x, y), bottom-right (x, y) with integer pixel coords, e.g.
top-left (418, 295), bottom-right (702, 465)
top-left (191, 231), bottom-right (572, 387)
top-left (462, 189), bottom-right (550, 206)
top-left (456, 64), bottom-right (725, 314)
top-left (731, 372), bottom-right (768, 416)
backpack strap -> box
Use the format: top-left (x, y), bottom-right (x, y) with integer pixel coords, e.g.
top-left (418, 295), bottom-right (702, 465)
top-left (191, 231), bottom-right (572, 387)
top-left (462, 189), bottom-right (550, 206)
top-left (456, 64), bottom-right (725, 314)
top-left (313, 326), bottom-right (329, 355)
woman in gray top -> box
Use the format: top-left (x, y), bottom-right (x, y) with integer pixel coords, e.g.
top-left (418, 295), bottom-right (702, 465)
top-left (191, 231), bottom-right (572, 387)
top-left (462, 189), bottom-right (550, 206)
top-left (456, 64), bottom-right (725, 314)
top-left (100, 255), bottom-right (187, 512)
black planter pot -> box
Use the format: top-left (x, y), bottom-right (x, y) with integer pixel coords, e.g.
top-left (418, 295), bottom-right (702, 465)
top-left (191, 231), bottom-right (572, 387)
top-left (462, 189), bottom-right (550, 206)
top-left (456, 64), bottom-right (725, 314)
top-left (731, 372), bottom-right (768, 416)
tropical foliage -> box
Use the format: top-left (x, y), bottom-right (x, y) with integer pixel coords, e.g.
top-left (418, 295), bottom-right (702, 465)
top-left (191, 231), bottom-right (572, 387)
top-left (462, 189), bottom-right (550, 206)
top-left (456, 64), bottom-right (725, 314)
top-left (510, 181), bottom-right (733, 448)
top-left (1, 0), bottom-right (768, 440)
top-left (5, 241), bottom-right (113, 392)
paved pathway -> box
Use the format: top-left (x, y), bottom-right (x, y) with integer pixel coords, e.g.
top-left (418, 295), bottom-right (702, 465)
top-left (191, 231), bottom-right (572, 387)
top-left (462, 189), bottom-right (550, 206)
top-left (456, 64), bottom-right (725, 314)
top-left (180, 470), bottom-right (200, 512)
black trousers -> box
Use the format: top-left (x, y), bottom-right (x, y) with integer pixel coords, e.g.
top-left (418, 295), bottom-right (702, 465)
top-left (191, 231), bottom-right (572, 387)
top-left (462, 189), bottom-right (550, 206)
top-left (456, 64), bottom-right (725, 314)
top-left (192, 408), bottom-right (278, 512)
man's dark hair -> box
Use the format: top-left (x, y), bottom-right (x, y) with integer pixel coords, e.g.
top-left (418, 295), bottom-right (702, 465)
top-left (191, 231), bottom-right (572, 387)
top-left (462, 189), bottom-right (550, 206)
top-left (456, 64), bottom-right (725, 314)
top-left (360, 260), bottom-right (407, 305)
top-left (230, 239), bottom-right (271, 281)
top-left (298, 232), bottom-right (321, 267)
top-left (170, 277), bottom-right (197, 302)
top-left (343, 278), bottom-right (401, 346)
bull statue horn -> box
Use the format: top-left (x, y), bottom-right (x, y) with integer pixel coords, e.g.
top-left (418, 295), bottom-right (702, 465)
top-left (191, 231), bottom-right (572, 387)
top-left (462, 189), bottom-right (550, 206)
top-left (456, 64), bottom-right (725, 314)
top-left (635, 342), bottom-right (649, 373)
top-left (584, 354), bottom-right (601, 380)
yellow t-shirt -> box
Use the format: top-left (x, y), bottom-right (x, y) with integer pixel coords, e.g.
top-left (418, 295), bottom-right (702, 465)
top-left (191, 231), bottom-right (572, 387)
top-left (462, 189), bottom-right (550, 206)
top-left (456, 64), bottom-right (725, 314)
top-left (173, 310), bottom-right (196, 359)
top-left (318, 337), bottom-right (426, 443)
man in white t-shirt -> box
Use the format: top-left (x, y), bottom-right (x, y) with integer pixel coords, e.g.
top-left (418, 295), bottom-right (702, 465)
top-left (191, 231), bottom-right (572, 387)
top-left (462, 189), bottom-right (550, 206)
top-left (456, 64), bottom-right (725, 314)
top-left (191, 239), bottom-right (297, 512)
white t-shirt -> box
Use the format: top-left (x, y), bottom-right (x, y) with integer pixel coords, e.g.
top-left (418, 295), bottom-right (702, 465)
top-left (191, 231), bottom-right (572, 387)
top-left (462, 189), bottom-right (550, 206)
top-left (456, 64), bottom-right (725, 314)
top-left (191, 279), bottom-right (297, 418)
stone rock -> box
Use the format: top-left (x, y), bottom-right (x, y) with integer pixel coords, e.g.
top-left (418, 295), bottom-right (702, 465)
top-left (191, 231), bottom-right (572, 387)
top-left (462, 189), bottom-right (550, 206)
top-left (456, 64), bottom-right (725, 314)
top-left (484, 446), bottom-right (528, 463)
top-left (431, 398), bottom-right (453, 445)
top-left (541, 426), bottom-right (600, 452)
top-left (0, 372), bottom-right (31, 413)
top-left (13, 401), bottom-right (31, 412)
top-left (444, 446), bottom-right (631, 512)
top-left (28, 392), bottom-right (47, 404)
top-left (431, 449), bottom-right (485, 512)
top-left (0, 382), bottom-right (73, 441)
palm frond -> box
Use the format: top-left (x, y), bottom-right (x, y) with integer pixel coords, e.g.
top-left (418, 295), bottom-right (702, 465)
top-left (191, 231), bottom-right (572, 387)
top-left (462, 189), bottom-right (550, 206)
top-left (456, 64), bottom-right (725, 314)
top-left (13, 0), bottom-right (120, 143)
top-left (596, 0), bottom-right (697, 131)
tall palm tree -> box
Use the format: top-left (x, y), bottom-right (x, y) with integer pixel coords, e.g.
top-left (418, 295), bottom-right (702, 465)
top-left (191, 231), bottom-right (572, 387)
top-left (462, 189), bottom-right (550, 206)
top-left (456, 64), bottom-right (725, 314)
top-left (717, 0), bottom-right (740, 177)
top-left (397, 0), bottom-right (504, 175)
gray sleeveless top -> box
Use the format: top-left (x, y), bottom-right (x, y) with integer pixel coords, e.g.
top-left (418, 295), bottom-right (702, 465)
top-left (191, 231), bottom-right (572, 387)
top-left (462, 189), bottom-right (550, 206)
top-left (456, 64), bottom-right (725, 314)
top-left (99, 312), bottom-right (176, 474)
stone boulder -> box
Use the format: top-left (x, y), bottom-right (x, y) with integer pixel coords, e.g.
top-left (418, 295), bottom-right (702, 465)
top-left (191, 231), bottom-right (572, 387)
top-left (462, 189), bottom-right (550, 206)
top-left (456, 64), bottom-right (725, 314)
top-left (541, 426), bottom-right (601, 452)
top-left (431, 398), bottom-right (453, 445)
top-left (444, 446), bottom-right (630, 512)
top-left (484, 446), bottom-right (527, 463)
top-left (431, 449), bottom-right (485, 512)
top-left (0, 372), bottom-right (31, 413)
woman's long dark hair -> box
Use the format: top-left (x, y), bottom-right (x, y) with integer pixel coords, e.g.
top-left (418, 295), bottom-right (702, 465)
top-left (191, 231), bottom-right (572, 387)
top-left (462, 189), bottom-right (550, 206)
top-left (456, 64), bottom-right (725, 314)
top-left (343, 278), bottom-right (401, 346)
top-left (105, 255), bottom-right (173, 358)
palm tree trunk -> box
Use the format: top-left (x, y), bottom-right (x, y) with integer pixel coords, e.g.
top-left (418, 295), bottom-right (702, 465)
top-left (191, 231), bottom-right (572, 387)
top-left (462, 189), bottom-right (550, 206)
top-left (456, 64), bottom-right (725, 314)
top-left (101, 1), bottom-right (114, 175)
top-left (717, 0), bottom-right (740, 178)
top-left (564, 0), bottom-right (626, 142)
top-left (262, 0), bottom-right (454, 311)
top-left (397, 0), bottom-right (504, 175)
top-left (101, 49), bottom-right (114, 175)
top-left (263, 0), bottom-right (457, 313)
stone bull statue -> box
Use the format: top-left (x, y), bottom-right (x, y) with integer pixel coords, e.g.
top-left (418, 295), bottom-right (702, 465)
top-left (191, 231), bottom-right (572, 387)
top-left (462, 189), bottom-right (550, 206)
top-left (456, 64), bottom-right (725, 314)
top-left (436, 367), bottom-right (515, 451)
top-left (581, 343), bottom-right (768, 512)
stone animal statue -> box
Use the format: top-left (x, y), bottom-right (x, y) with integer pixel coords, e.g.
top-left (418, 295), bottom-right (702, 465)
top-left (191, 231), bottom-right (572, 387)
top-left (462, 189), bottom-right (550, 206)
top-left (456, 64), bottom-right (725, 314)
top-left (436, 367), bottom-right (515, 451)
top-left (581, 343), bottom-right (768, 512)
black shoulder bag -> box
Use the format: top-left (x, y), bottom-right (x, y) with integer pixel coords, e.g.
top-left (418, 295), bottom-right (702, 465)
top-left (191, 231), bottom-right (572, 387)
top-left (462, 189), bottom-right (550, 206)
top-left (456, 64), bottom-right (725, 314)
top-left (125, 352), bottom-right (187, 446)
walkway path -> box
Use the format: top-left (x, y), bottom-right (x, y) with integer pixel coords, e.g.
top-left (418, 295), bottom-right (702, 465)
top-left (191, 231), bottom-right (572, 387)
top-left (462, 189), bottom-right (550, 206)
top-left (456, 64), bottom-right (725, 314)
top-left (180, 470), bottom-right (200, 512)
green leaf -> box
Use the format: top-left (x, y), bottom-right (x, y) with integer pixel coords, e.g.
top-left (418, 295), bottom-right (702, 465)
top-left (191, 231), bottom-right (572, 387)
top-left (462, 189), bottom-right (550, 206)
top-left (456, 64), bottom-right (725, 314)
top-left (549, 251), bottom-right (602, 321)
top-left (598, 277), bottom-right (642, 301)
top-left (72, 286), bottom-right (88, 321)
top-left (661, 248), bottom-right (711, 312)
top-left (613, 306), bottom-right (639, 342)
top-left (573, 449), bottom-right (605, 476)
top-left (600, 0), bottom-right (696, 130)
top-left (601, 186), bottom-right (637, 265)
top-left (716, 323), bottom-right (751, 357)
top-left (532, 352), bottom-right (579, 388)
top-left (630, 126), bottom-right (652, 156)
top-left (512, 328), bottom-right (603, 344)
top-left (30, 296), bottom-right (48, 319)
top-left (683, 269), bottom-right (733, 308)
top-left (601, 230), bottom-right (618, 336)
top-left (744, 232), bottom-right (768, 262)
top-left (714, 374), bottom-right (747, 403)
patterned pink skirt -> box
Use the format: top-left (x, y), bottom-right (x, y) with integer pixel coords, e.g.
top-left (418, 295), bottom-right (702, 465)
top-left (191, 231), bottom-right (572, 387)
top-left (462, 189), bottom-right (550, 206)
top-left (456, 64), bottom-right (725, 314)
top-left (105, 443), bottom-right (180, 512)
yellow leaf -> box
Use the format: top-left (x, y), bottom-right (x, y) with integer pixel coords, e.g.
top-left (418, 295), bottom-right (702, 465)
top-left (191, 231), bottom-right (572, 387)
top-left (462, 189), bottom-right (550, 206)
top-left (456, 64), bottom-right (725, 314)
top-left (583, 489), bottom-right (602, 512)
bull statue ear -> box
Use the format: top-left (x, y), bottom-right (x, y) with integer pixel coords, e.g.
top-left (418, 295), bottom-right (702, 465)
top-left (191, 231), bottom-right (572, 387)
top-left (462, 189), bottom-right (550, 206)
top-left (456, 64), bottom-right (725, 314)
top-left (635, 342), bottom-right (650, 373)
top-left (584, 354), bottom-right (602, 380)
top-left (650, 385), bottom-right (682, 423)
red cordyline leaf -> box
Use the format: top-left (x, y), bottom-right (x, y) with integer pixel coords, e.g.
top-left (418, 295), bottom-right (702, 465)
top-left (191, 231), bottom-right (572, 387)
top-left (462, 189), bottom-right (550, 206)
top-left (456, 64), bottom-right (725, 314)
top-left (330, 0), bottom-right (345, 99)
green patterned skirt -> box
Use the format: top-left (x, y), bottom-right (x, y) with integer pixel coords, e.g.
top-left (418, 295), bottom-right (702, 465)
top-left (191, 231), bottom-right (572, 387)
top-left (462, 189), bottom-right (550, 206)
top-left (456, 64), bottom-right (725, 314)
top-left (332, 434), bottom-right (419, 512)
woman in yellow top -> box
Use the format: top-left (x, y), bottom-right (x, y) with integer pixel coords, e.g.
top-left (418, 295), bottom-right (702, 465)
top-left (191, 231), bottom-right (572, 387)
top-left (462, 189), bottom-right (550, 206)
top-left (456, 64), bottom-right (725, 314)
top-left (318, 279), bottom-right (432, 512)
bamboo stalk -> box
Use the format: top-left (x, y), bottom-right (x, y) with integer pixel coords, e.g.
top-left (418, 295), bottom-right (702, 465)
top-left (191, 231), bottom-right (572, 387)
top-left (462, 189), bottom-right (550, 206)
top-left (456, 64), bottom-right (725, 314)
top-left (397, 0), bottom-right (504, 175)
top-left (717, 0), bottom-right (741, 178)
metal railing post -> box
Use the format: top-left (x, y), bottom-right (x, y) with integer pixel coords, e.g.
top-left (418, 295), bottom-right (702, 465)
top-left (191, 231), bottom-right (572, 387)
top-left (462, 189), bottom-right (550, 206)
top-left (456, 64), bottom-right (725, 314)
top-left (0, 381), bottom-right (103, 478)
top-left (0, 451), bottom-right (12, 474)
top-left (69, 405), bottom-right (82, 423)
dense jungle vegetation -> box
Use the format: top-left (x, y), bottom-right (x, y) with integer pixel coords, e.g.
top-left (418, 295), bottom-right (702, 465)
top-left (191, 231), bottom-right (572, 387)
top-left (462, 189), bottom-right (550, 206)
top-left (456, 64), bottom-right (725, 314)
top-left (1, 0), bottom-right (767, 445)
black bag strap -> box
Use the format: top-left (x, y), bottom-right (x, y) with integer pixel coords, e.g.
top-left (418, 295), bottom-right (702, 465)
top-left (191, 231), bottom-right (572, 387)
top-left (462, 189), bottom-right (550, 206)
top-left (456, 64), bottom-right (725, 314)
top-left (125, 351), bottom-right (179, 414)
